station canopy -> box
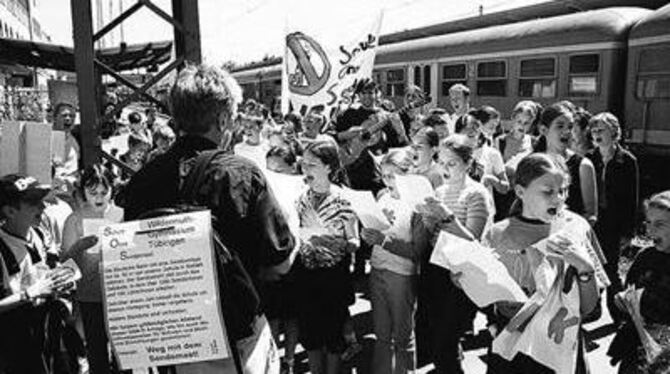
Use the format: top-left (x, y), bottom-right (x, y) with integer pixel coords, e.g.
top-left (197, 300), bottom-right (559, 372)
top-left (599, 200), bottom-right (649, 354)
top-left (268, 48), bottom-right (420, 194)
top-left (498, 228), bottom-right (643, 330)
top-left (0, 38), bottom-right (172, 72)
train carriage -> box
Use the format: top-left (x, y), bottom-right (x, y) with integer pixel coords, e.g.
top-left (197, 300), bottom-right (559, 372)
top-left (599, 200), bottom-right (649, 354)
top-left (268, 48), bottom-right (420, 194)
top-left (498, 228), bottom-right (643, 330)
top-left (373, 7), bottom-right (651, 117)
top-left (625, 3), bottom-right (670, 194)
top-left (626, 3), bottom-right (670, 153)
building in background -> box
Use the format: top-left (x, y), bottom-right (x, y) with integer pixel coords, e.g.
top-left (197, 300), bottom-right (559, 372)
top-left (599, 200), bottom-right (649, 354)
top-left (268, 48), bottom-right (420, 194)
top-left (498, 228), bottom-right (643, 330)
top-left (0, 0), bottom-right (52, 87)
top-left (93, 0), bottom-right (125, 49)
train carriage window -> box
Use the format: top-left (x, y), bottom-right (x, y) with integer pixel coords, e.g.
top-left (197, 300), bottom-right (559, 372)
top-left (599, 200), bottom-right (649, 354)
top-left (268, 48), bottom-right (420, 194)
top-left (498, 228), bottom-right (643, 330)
top-left (636, 48), bottom-right (670, 99)
top-left (441, 63), bottom-right (467, 96)
top-left (386, 68), bottom-right (405, 97)
top-left (569, 54), bottom-right (599, 96)
top-left (476, 61), bottom-right (506, 96)
top-left (519, 57), bottom-right (556, 98)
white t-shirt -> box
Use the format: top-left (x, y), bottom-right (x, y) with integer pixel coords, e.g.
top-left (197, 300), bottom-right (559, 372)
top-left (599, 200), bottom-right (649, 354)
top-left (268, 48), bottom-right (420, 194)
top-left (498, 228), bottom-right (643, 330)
top-left (369, 191), bottom-right (417, 276)
top-left (234, 141), bottom-right (269, 168)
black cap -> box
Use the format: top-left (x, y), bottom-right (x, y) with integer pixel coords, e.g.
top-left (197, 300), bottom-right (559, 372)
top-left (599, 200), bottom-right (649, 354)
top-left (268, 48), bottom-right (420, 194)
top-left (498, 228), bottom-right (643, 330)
top-left (0, 174), bottom-right (51, 208)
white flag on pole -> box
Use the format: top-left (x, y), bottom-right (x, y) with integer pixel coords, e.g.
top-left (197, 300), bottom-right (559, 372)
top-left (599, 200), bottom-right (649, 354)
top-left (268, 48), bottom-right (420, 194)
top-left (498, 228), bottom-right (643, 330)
top-left (281, 11), bottom-right (383, 115)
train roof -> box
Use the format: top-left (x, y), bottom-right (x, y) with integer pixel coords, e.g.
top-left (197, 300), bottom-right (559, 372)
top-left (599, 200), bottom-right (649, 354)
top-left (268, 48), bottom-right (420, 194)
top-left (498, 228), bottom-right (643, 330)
top-left (232, 7), bottom-right (652, 82)
top-left (629, 2), bottom-right (670, 44)
top-left (376, 7), bottom-right (651, 65)
top-left (380, 0), bottom-right (667, 45)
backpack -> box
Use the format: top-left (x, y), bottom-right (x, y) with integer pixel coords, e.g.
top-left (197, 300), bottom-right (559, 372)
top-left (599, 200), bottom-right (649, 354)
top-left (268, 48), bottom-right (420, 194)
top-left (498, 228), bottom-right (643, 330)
top-left (137, 150), bottom-right (262, 341)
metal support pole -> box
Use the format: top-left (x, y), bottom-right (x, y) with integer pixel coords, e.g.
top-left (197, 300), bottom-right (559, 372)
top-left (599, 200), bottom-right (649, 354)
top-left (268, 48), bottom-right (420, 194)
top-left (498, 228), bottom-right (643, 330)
top-left (171, 0), bottom-right (201, 65)
top-left (71, 0), bottom-right (101, 167)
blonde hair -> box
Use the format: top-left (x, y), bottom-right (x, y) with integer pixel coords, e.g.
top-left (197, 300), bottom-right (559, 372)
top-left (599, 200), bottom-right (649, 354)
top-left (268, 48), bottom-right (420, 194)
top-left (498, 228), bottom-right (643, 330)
top-left (646, 190), bottom-right (670, 212)
top-left (589, 112), bottom-right (621, 141)
top-left (380, 148), bottom-right (411, 173)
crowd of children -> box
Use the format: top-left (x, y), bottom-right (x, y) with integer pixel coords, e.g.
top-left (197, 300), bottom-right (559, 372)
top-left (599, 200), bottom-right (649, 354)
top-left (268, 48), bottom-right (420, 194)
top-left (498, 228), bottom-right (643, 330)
top-left (1, 70), bottom-right (669, 374)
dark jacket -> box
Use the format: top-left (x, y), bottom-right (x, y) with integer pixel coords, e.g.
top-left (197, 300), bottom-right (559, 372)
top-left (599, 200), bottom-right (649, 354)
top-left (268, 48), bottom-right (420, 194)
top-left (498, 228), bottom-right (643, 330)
top-left (587, 145), bottom-right (639, 238)
top-left (607, 247), bottom-right (670, 365)
top-left (120, 135), bottom-right (295, 286)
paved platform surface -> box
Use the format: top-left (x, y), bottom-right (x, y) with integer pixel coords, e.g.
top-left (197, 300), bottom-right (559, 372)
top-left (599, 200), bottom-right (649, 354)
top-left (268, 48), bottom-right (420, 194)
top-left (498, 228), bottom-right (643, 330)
top-left (282, 276), bottom-right (620, 374)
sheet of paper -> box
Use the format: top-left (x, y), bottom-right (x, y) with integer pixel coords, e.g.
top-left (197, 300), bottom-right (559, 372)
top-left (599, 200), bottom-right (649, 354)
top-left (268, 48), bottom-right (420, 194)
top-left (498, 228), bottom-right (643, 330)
top-left (58, 258), bottom-right (83, 283)
top-left (83, 218), bottom-right (116, 254)
top-left (102, 133), bottom-right (129, 157)
top-left (298, 227), bottom-right (331, 243)
top-left (263, 169), bottom-right (305, 210)
top-left (340, 187), bottom-right (391, 231)
top-left (429, 231), bottom-right (528, 307)
top-left (24, 122), bottom-right (53, 184)
top-left (395, 174), bottom-right (435, 207)
top-left (100, 211), bottom-right (230, 369)
top-left (0, 121), bottom-right (23, 176)
top-left (51, 130), bottom-right (67, 163)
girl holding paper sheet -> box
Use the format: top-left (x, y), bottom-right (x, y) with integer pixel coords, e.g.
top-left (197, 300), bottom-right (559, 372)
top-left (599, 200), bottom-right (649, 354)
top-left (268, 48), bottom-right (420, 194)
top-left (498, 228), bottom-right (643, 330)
top-left (413, 134), bottom-right (494, 373)
top-left (294, 141), bottom-right (359, 374)
top-left (361, 148), bottom-right (429, 374)
top-left (483, 153), bottom-right (604, 374)
top-left (61, 164), bottom-right (123, 374)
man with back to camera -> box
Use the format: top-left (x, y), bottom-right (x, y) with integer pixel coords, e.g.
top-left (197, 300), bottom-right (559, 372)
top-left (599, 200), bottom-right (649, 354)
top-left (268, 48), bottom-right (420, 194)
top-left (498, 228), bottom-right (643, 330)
top-left (120, 63), bottom-right (296, 373)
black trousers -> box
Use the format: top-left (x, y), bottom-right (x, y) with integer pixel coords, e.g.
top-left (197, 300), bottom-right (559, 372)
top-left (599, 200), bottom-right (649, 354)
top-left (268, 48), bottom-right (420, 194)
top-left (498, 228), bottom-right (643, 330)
top-left (595, 222), bottom-right (625, 324)
top-left (417, 264), bottom-right (477, 374)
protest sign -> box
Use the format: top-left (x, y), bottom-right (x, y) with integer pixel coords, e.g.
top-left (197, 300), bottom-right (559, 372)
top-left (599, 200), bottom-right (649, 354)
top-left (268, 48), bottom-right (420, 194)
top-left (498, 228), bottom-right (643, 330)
top-left (429, 231), bottom-right (528, 307)
top-left (281, 12), bottom-right (383, 115)
top-left (100, 211), bottom-right (230, 370)
top-left (0, 121), bottom-right (52, 184)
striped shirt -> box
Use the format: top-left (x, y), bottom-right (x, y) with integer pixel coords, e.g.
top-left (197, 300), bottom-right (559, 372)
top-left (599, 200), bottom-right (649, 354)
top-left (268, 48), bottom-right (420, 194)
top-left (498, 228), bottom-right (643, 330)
top-left (435, 176), bottom-right (493, 233)
top-left (296, 185), bottom-right (360, 269)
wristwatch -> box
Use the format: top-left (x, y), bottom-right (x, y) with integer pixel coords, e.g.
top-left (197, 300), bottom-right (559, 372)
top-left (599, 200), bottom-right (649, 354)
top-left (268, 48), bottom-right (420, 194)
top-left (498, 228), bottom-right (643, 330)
top-left (577, 271), bottom-right (595, 283)
top-left (440, 214), bottom-right (455, 227)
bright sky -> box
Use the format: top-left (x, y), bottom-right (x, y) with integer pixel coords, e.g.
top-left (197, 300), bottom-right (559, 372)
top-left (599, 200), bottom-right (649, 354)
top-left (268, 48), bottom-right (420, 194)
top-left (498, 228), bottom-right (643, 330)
top-left (38, 0), bottom-right (546, 66)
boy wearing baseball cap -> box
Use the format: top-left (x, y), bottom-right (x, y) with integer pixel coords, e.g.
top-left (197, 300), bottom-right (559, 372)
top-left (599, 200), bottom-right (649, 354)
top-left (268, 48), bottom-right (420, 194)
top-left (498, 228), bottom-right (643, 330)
top-left (0, 174), bottom-right (65, 374)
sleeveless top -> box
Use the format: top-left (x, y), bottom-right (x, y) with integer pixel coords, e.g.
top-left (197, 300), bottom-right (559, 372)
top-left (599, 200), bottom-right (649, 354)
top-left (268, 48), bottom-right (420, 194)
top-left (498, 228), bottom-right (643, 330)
top-left (566, 153), bottom-right (585, 215)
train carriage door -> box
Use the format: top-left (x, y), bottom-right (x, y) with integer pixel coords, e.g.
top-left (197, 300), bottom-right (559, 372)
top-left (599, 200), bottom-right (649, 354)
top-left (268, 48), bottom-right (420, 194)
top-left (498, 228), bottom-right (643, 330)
top-left (410, 63), bottom-right (438, 106)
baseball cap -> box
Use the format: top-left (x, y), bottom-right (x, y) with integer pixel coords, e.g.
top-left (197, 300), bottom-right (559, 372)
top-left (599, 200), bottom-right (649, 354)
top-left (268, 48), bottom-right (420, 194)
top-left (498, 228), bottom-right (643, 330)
top-left (0, 174), bottom-right (52, 208)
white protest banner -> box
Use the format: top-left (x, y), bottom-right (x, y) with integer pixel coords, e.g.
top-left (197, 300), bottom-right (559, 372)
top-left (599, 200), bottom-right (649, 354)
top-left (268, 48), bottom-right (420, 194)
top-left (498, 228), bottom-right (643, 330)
top-left (0, 121), bottom-right (52, 184)
top-left (429, 232), bottom-right (528, 307)
top-left (24, 122), bottom-right (53, 184)
top-left (281, 11), bottom-right (383, 115)
top-left (0, 122), bottom-right (23, 177)
top-left (100, 211), bottom-right (230, 370)
top-left (340, 187), bottom-right (391, 231)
